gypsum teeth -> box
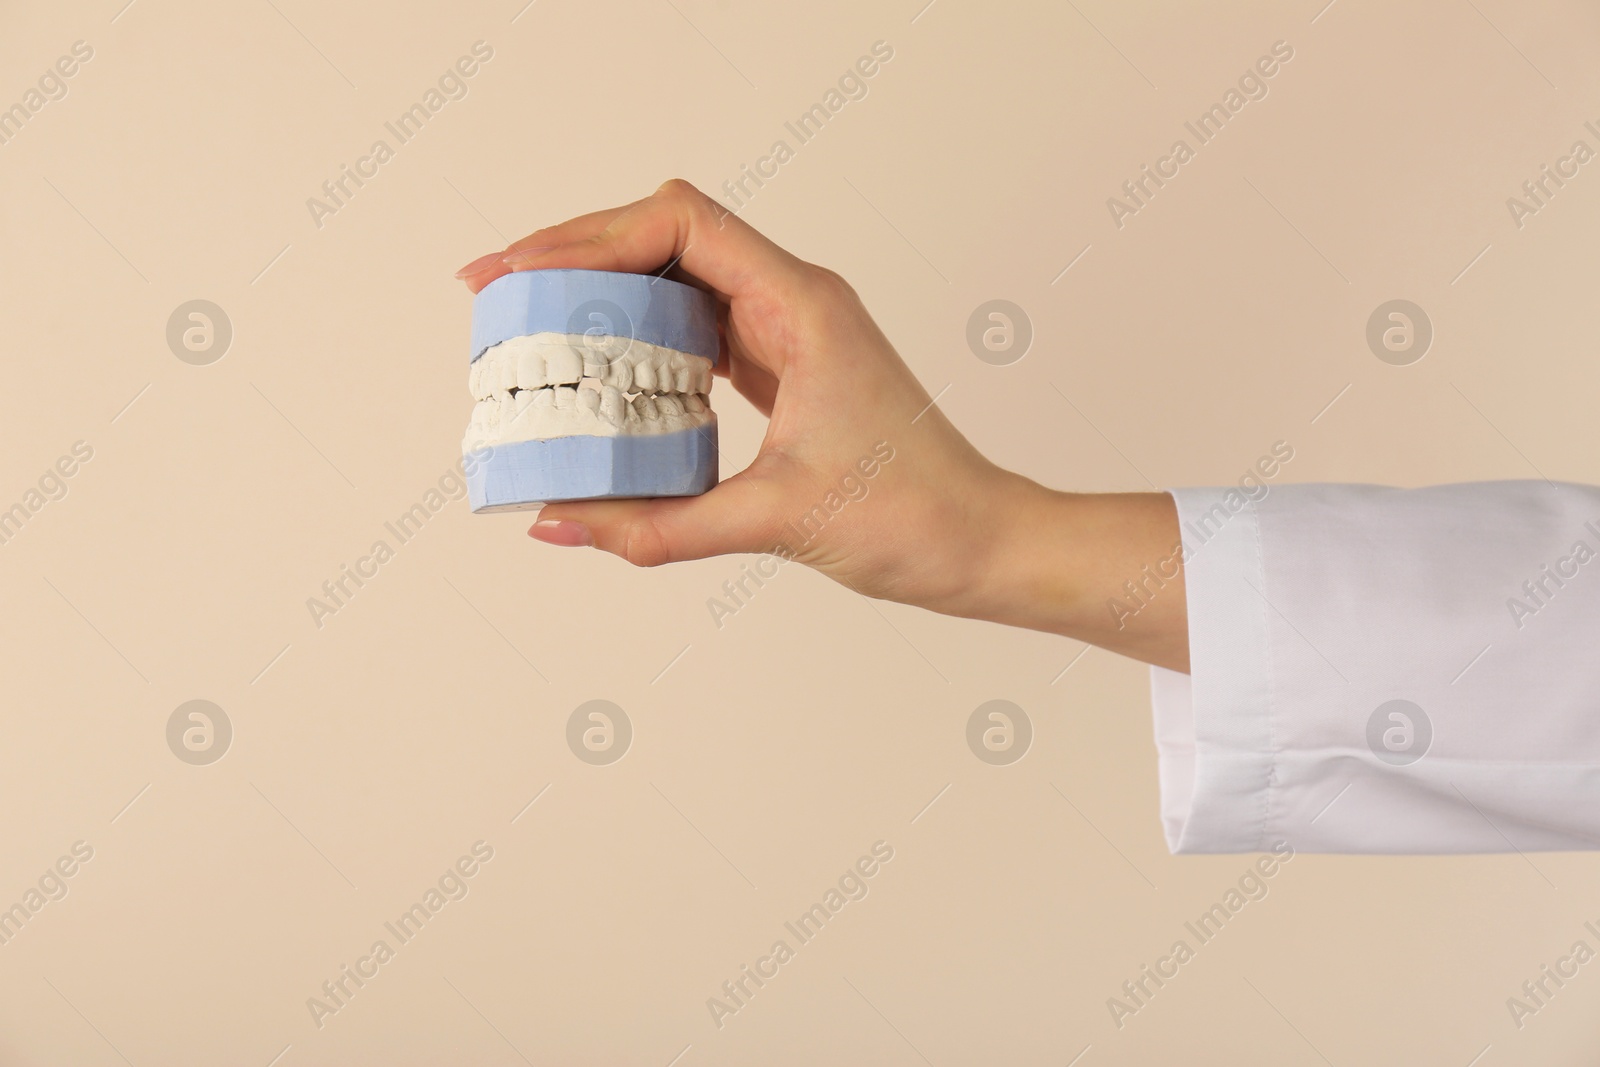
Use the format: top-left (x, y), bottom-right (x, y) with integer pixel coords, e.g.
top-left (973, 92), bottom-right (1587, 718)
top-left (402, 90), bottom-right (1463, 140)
top-left (470, 333), bottom-right (713, 400)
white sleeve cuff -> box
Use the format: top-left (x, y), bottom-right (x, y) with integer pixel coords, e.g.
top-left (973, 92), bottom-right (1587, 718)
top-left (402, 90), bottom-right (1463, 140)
top-left (1150, 482), bottom-right (1600, 855)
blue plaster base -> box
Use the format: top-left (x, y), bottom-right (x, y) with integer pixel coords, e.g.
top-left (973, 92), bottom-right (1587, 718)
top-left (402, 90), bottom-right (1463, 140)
top-left (467, 422), bottom-right (719, 512)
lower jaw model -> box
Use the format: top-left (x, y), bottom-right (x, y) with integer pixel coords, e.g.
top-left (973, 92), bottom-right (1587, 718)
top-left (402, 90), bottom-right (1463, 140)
top-left (462, 270), bottom-right (719, 512)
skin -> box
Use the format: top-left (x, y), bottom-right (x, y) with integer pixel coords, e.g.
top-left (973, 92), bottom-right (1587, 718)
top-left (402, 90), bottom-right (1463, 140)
top-left (457, 179), bottom-right (1191, 672)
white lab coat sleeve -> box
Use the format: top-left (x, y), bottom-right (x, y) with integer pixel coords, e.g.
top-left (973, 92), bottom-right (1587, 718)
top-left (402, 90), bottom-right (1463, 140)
top-left (1150, 481), bottom-right (1600, 854)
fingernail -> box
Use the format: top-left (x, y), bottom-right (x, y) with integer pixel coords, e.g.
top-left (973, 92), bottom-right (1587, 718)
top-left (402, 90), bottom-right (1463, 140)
top-left (502, 245), bottom-right (556, 267)
top-left (528, 519), bottom-right (592, 547)
top-left (454, 251), bottom-right (505, 277)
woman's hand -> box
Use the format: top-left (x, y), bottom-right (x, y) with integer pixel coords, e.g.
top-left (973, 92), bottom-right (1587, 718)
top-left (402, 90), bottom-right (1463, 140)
top-left (456, 179), bottom-right (1189, 671)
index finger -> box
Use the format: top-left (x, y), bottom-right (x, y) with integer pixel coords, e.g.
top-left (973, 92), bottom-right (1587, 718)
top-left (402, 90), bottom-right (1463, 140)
top-left (460, 203), bottom-right (639, 293)
top-left (501, 179), bottom-right (809, 303)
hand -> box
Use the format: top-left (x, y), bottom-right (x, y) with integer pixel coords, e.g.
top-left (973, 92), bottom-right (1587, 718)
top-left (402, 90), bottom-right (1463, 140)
top-left (456, 180), bottom-right (1189, 670)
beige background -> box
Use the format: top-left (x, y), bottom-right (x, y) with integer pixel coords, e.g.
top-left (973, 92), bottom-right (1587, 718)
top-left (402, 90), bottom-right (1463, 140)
top-left (2, 0), bottom-right (1598, 1063)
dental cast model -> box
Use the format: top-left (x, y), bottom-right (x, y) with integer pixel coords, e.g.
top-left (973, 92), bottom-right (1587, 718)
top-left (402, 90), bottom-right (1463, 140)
top-left (463, 269), bottom-right (719, 512)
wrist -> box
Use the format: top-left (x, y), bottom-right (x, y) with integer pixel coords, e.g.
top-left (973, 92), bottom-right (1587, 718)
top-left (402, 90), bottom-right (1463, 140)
top-left (956, 473), bottom-right (1094, 633)
top-left (954, 474), bottom-right (1190, 671)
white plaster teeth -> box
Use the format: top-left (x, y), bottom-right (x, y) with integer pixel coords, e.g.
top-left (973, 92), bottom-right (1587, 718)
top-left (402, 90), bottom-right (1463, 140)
top-left (603, 358), bottom-right (632, 391)
top-left (632, 359), bottom-right (656, 394)
top-left (518, 348), bottom-right (545, 390)
top-left (467, 333), bottom-right (715, 450)
top-left (547, 346), bottom-right (583, 386)
top-left (475, 334), bottom-right (712, 399)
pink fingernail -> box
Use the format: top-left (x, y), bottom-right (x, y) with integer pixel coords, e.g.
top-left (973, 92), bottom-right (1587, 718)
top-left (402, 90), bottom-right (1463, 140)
top-left (454, 251), bottom-right (505, 277)
top-left (502, 245), bottom-right (556, 267)
top-left (528, 519), bottom-right (592, 547)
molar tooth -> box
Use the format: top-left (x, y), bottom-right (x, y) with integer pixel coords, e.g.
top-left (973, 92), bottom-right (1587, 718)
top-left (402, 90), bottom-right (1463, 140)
top-left (547, 346), bottom-right (583, 385)
top-left (553, 385), bottom-right (577, 410)
top-left (599, 385), bottom-right (626, 426)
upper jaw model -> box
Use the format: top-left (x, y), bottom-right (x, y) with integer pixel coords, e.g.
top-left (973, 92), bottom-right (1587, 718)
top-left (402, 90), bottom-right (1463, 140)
top-left (463, 269), bottom-right (720, 513)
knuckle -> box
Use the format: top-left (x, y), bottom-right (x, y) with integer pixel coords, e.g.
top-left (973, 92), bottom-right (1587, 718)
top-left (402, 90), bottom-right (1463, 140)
top-left (655, 177), bottom-right (702, 202)
top-left (806, 264), bottom-right (859, 303)
top-left (619, 519), bottom-right (673, 568)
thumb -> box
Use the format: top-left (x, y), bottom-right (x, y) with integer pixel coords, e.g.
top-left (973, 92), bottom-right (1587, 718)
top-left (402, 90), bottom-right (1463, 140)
top-left (530, 462), bottom-right (789, 566)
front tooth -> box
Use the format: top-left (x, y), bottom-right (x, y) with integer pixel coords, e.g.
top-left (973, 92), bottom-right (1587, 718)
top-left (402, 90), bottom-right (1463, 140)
top-left (548, 346), bottom-right (583, 385)
top-left (553, 385), bottom-right (577, 410)
top-left (676, 365), bottom-right (694, 394)
top-left (530, 386), bottom-right (554, 410)
top-left (632, 394), bottom-right (659, 420)
top-left (469, 357), bottom-right (483, 398)
top-left (682, 393), bottom-right (705, 414)
top-left (599, 385), bottom-right (626, 426)
top-left (518, 349), bottom-right (545, 390)
top-left (632, 358), bottom-right (656, 393)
